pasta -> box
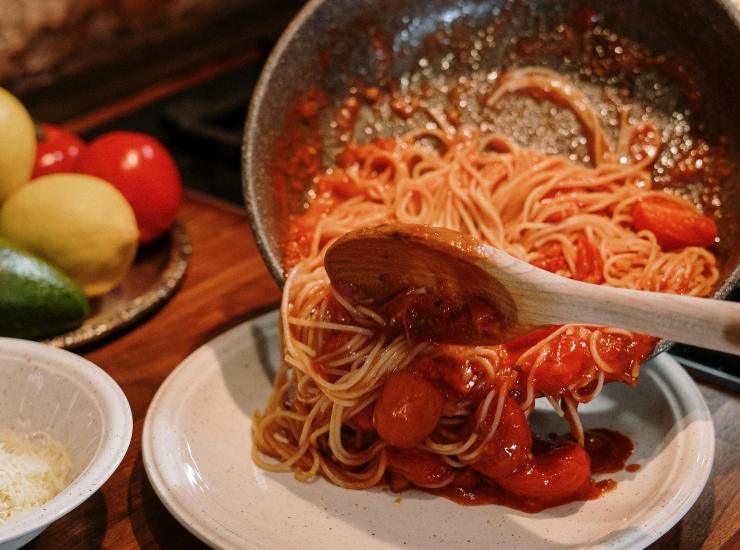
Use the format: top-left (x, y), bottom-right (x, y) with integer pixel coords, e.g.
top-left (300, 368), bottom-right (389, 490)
top-left (252, 68), bottom-right (719, 510)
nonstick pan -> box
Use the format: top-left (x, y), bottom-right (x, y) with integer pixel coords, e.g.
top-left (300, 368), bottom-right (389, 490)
top-left (243, 0), bottom-right (740, 354)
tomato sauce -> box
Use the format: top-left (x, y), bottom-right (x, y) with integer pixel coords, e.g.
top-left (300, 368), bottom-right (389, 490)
top-left (433, 473), bottom-right (616, 513)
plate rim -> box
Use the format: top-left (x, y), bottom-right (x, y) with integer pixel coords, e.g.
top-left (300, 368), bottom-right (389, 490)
top-left (142, 310), bottom-right (715, 550)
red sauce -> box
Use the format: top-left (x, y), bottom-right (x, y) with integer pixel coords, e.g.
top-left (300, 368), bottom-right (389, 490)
top-left (583, 428), bottom-right (634, 474)
top-left (381, 290), bottom-right (507, 345)
top-left (433, 474), bottom-right (616, 513)
top-left (270, 87), bottom-right (329, 268)
top-left (626, 463), bottom-right (641, 473)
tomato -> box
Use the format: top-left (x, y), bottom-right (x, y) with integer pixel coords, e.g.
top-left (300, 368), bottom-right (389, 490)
top-left (632, 196), bottom-right (717, 249)
top-left (505, 326), bottom-right (561, 353)
top-left (411, 354), bottom-right (491, 400)
top-left (528, 333), bottom-right (592, 394)
top-left (374, 371), bottom-right (443, 449)
top-left (594, 332), bottom-right (655, 382)
top-left (76, 132), bottom-right (182, 243)
top-left (494, 443), bottom-right (591, 500)
top-left (531, 241), bottom-right (568, 273)
top-left (473, 397), bottom-right (532, 480)
top-left (32, 124), bottom-right (86, 178)
top-left (574, 233), bottom-right (603, 284)
top-left (387, 449), bottom-right (455, 488)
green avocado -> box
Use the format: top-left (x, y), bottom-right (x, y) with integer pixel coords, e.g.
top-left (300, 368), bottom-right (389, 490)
top-left (0, 237), bottom-right (89, 339)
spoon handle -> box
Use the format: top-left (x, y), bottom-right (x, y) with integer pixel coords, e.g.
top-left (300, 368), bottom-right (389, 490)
top-left (537, 281), bottom-right (740, 355)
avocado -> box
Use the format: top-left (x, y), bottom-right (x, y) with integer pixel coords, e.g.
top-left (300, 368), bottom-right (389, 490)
top-left (0, 237), bottom-right (89, 339)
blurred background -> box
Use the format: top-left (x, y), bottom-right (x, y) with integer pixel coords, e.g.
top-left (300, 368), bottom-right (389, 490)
top-left (1, 0), bottom-right (304, 203)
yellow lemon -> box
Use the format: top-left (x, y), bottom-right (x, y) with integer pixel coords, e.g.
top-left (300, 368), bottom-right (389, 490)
top-left (0, 174), bottom-right (139, 297)
top-left (0, 87), bottom-right (36, 201)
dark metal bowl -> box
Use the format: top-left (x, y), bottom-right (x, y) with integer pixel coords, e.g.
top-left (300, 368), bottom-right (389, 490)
top-left (243, 0), bottom-right (740, 354)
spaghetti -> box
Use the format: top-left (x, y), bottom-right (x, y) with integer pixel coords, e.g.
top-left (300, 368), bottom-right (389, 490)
top-left (252, 67), bottom-right (720, 510)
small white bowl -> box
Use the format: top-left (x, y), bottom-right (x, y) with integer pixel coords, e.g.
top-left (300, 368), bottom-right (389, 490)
top-left (0, 338), bottom-right (132, 550)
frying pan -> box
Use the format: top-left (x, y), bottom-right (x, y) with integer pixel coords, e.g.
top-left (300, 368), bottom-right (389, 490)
top-left (243, 0), bottom-right (740, 355)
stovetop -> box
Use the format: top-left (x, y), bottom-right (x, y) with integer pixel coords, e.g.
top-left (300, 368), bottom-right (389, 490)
top-left (81, 42), bottom-right (739, 392)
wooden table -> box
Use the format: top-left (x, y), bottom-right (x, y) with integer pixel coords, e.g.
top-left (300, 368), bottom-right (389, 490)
top-left (28, 191), bottom-right (739, 550)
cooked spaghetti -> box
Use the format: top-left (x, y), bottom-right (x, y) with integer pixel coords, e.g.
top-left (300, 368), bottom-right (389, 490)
top-left (252, 67), bottom-right (719, 510)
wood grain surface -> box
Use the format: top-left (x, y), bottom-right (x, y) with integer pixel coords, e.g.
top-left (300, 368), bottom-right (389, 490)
top-left (26, 191), bottom-right (739, 550)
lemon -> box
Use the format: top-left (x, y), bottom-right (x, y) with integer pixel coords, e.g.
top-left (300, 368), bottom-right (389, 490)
top-left (0, 174), bottom-right (139, 297)
top-left (0, 87), bottom-right (36, 201)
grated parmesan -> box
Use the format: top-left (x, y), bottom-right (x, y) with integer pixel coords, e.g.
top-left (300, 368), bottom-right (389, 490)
top-left (0, 431), bottom-right (71, 523)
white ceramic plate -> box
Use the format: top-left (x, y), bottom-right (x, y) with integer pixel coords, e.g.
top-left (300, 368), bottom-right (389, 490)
top-left (142, 311), bottom-right (714, 550)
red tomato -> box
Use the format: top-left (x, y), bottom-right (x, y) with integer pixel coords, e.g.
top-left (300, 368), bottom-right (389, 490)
top-left (574, 234), bottom-right (603, 284)
top-left (595, 332), bottom-right (655, 382)
top-left (32, 123), bottom-right (86, 178)
top-left (473, 397), bottom-right (532, 480)
top-left (374, 371), bottom-right (443, 449)
top-left (505, 326), bottom-right (561, 353)
top-left (531, 241), bottom-right (568, 273)
top-left (76, 132), bottom-right (182, 243)
top-left (529, 333), bottom-right (592, 394)
top-left (632, 196), bottom-right (717, 249)
top-left (387, 449), bottom-right (454, 488)
top-left (494, 443), bottom-right (591, 500)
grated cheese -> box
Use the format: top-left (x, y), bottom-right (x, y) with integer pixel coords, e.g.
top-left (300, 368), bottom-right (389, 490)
top-left (0, 431), bottom-right (71, 523)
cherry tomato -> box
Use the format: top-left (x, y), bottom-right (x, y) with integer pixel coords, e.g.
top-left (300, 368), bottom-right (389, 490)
top-left (387, 449), bottom-right (454, 488)
top-left (574, 233), bottom-right (603, 284)
top-left (528, 333), bottom-right (592, 394)
top-left (505, 326), bottom-right (561, 353)
top-left (374, 371), bottom-right (443, 449)
top-left (531, 240), bottom-right (568, 273)
top-left (632, 196), bottom-right (717, 249)
top-left (473, 397), bottom-right (532, 480)
top-left (494, 443), bottom-right (591, 501)
top-left (32, 123), bottom-right (86, 178)
top-left (594, 332), bottom-right (655, 382)
top-left (76, 132), bottom-right (182, 243)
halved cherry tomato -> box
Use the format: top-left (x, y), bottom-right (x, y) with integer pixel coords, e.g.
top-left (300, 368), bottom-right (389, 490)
top-left (374, 371), bottom-right (443, 449)
top-left (32, 123), bottom-right (86, 178)
top-left (574, 233), bottom-right (603, 284)
top-left (76, 132), bottom-right (182, 243)
top-left (632, 196), bottom-right (717, 249)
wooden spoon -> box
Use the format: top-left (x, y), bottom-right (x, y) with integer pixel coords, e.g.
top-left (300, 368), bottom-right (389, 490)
top-left (324, 224), bottom-right (740, 354)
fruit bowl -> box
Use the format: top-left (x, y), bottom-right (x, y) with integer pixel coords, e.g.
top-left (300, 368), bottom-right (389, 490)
top-left (42, 221), bottom-right (191, 349)
top-left (0, 338), bottom-right (132, 550)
